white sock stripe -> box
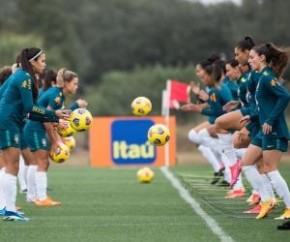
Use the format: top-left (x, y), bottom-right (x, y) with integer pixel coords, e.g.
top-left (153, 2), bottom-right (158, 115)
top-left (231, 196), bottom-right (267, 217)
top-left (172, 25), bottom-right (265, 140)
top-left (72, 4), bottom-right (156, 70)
top-left (161, 167), bottom-right (234, 242)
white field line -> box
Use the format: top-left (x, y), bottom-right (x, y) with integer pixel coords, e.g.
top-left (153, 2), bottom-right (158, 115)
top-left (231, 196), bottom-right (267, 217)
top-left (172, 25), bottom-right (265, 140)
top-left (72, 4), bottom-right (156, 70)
top-left (161, 167), bottom-right (234, 242)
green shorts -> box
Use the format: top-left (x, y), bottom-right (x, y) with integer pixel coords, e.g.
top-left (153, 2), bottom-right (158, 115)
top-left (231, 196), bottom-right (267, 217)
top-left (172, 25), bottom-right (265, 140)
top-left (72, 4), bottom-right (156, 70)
top-left (24, 129), bottom-right (50, 152)
top-left (240, 107), bottom-right (251, 116)
top-left (251, 131), bottom-right (288, 152)
top-left (19, 128), bottom-right (28, 150)
top-left (0, 129), bottom-right (20, 149)
top-left (246, 121), bottom-right (261, 139)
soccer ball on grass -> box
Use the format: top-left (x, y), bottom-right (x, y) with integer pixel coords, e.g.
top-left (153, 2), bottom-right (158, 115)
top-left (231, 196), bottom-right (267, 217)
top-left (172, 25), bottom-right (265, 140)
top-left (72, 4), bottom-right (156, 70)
top-left (137, 167), bottom-right (154, 183)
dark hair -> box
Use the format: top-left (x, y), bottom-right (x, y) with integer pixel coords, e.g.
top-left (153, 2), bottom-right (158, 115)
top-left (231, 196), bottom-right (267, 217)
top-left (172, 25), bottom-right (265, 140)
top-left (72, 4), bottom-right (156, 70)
top-left (202, 62), bottom-right (222, 83)
top-left (252, 43), bottom-right (289, 77)
top-left (226, 58), bottom-right (239, 68)
top-left (16, 54), bottom-right (21, 67)
top-left (203, 54), bottom-right (226, 74)
top-left (236, 36), bottom-right (255, 51)
top-left (39, 68), bottom-right (57, 91)
top-left (0, 66), bottom-right (12, 85)
top-left (20, 47), bottom-right (43, 100)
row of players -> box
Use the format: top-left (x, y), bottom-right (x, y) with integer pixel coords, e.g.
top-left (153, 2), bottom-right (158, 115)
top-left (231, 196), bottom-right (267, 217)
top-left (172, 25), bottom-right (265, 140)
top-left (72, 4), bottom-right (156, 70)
top-left (0, 47), bottom-right (89, 221)
top-left (180, 36), bottom-right (290, 227)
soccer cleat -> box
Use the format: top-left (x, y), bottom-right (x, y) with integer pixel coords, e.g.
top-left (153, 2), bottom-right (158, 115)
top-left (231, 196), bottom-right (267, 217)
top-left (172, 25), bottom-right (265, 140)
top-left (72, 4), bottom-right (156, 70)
top-left (275, 208), bottom-right (290, 220)
top-left (3, 210), bottom-right (29, 222)
top-left (217, 180), bottom-right (230, 187)
top-left (256, 198), bottom-right (274, 219)
top-left (35, 196), bottom-right (61, 207)
top-left (0, 207), bottom-right (6, 216)
top-left (247, 193), bottom-right (261, 206)
top-left (243, 204), bottom-right (261, 214)
top-left (211, 169), bottom-right (224, 185)
top-left (229, 160), bottom-right (241, 188)
top-left (277, 221), bottom-right (290, 230)
top-left (225, 188), bottom-right (245, 199)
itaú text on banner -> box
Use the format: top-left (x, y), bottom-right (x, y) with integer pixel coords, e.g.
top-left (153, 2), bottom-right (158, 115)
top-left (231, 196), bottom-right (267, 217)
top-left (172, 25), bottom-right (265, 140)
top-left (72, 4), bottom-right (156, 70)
top-left (89, 116), bottom-right (176, 167)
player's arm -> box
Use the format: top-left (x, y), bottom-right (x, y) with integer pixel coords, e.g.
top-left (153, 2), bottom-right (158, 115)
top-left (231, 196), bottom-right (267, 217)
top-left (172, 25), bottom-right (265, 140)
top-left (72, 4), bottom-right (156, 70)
top-left (27, 112), bottom-right (59, 123)
top-left (69, 99), bottom-right (88, 110)
top-left (264, 79), bottom-right (290, 125)
top-left (19, 80), bottom-right (70, 119)
top-left (201, 91), bottom-right (223, 117)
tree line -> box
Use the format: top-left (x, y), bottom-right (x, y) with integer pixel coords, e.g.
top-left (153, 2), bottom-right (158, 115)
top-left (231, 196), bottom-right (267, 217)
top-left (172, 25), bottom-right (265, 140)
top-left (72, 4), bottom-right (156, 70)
top-left (1, 0), bottom-right (290, 116)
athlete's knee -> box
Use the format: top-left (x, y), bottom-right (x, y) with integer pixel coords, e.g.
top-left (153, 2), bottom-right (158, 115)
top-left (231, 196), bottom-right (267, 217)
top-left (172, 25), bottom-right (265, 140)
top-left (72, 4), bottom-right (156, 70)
top-left (233, 132), bottom-right (250, 148)
top-left (198, 128), bottom-right (211, 145)
top-left (215, 116), bottom-right (226, 130)
top-left (188, 129), bottom-right (200, 145)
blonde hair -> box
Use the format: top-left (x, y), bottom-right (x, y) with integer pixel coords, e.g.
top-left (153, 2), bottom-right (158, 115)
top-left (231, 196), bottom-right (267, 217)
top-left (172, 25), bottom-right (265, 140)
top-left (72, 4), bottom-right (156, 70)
top-left (56, 68), bottom-right (78, 87)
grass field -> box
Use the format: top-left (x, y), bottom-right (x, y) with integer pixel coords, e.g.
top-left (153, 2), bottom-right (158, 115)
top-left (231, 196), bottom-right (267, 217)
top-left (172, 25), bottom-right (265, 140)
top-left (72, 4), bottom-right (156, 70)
top-left (1, 162), bottom-right (290, 242)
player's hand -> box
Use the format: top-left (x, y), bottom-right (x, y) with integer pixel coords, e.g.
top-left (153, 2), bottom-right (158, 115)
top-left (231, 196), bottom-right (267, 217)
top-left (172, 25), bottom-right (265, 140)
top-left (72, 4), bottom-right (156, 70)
top-left (55, 109), bottom-right (71, 120)
top-left (55, 119), bottom-right (69, 130)
top-left (262, 123), bottom-right (272, 135)
top-left (76, 99), bottom-right (88, 108)
top-left (190, 81), bottom-right (200, 95)
top-left (198, 90), bottom-right (209, 101)
top-left (50, 140), bottom-right (65, 154)
top-left (180, 103), bottom-right (202, 113)
top-left (240, 115), bottom-right (251, 126)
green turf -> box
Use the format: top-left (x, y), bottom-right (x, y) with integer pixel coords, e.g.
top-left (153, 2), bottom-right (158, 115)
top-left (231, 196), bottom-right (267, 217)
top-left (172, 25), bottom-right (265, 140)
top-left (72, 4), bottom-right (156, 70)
top-left (1, 164), bottom-right (290, 242)
top-left (173, 163), bottom-right (290, 242)
top-left (0, 166), bottom-right (216, 242)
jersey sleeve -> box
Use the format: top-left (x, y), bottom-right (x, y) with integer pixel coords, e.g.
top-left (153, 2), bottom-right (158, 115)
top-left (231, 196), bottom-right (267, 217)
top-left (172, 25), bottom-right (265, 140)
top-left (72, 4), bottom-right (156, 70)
top-left (69, 102), bottom-right (79, 110)
top-left (18, 78), bottom-right (56, 117)
top-left (28, 112), bottom-right (59, 122)
top-left (201, 90), bottom-right (223, 117)
top-left (263, 78), bottom-right (290, 125)
top-left (47, 90), bottom-right (63, 110)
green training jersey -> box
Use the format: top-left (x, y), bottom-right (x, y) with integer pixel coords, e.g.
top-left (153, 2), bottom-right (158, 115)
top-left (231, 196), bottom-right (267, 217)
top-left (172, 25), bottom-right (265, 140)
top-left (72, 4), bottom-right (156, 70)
top-left (255, 67), bottom-right (290, 138)
top-left (0, 68), bottom-right (56, 130)
top-left (201, 83), bottom-right (233, 124)
top-left (25, 86), bottom-right (65, 131)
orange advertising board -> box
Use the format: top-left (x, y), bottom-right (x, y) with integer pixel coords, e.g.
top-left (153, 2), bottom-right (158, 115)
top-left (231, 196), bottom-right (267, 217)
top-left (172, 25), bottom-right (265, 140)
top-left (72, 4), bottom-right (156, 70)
top-left (89, 116), bottom-right (176, 167)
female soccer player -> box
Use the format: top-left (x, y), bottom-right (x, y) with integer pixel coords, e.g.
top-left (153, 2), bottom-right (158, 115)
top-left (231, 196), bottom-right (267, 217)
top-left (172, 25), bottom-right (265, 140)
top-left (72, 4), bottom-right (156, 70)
top-left (185, 62), bottom-right (223, 184)
top-left (182, 59), bottom-right (233, 184)
top-left (24, 68), bottom-right (87, 206)
top-left (237, 43), bottom-right (290, 219)
top-left (0, 48), bottom-right (70, 221)
top-left (38, 68), bottom-right (57, 98)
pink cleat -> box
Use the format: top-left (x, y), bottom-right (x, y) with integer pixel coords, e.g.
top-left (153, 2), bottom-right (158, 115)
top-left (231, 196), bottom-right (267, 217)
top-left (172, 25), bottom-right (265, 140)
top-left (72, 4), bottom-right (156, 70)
top-left (229, 160), bottom-right (241, 187)
top-left (243, 204), bottom-right (261, 214)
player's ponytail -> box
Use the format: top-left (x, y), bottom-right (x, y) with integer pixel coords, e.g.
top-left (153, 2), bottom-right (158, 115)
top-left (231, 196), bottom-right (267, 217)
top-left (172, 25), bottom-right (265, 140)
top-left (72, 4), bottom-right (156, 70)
top-left (266, 43), bottom-right (289, 78)
top-left (236, 36), bottom-right (255, 51)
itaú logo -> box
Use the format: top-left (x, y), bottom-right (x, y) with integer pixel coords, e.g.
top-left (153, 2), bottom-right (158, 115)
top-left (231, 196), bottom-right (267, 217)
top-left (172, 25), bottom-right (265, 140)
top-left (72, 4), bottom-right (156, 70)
top-left (111, 119), bottom-right (156, 165)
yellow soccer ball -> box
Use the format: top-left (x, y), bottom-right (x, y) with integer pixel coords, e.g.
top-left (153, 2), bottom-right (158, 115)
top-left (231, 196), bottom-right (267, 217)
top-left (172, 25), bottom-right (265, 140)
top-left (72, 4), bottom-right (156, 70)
top-left (147, 124), bottom-right (170, 146)
top-left (63, 136), bottom-right (76, 150)
top-left (131, 96), bottom-right (152, 116)
top-left (70, 108), bottom-right (93, 131)
top-left (49, 144), bottom-right (70, 163)
top-left (56, 122), bottom-right (76, 137)
top-left (137, 167), bottom-right (154, 183)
